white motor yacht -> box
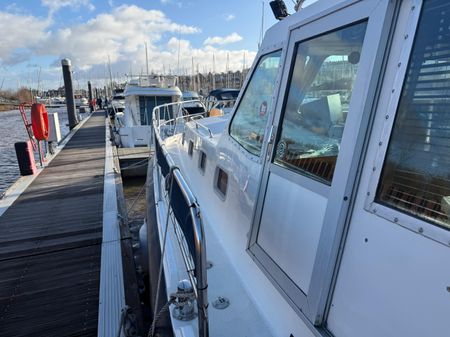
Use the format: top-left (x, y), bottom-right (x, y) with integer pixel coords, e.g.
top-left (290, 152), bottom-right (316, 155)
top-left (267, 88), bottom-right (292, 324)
top-left (116, 75), bottom-right (182, 148)
top-left (146, 1), bottom-right (450, 337)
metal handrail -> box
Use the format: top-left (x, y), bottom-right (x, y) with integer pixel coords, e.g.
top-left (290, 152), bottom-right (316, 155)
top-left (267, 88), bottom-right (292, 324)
top-left (170, 169), bottom-right (208, 337)
top-left (193, 121), bottom-right (213, 138)
top-left (153, 100), bottom-right (214, 141)
top-left (207, 98), bottom-right (237, 110)
top-left (209, 98), bottom-right (237, 111)
top-left (152, 103), bottom-right (209, 337)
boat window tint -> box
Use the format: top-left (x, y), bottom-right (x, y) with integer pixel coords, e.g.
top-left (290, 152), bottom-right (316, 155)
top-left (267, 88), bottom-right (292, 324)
top-left (188, 140), bottom-right (194, 157)
top-left (274, 22), bottom-right (367, 184)
top-left (216, 168), bottom-right (228, 197)
top-left (376, 1), bottom-right (450, 230)
top-left (199, 151), bottom-right (207, 172)
top-left (139, 96), bottom-right (173, 125)
top-left (229, 50), bottom-right (282, 155)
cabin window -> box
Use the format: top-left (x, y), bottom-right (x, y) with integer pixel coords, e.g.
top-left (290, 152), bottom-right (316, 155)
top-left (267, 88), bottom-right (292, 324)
top-left (188, 140), bottom-right (194, 157)
top-left (216, 168), bottom-right (228, 197)
top-left (273, 22), bottom-right (367, 184)
top-left (376, 1), bottom-right (450, 230)
top-left (229, 50), bottom-right (282, 155)
top-left (199, 151), bottom-right (207, 173)
top-left (275, 22), bottom-right (367, 184)
top-left (139, 95), bottom-right (173, 125)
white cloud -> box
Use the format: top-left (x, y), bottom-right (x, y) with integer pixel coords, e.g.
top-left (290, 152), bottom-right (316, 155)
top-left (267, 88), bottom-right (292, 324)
top-left (204, 32), bottom-right (243, 46)
top-left (41, 0), bottom-right (95, 16)
top-left (0, 5), bottom-right (256, 89)
top-left (35, 5), bottom-right (200, 68)
top-left (0, 12), bottom-right (50, 65)
top-left (156, 37), bottom-right (256, 76)
top-left (224, 14), bottom-right (235, 21)
top-left (107, 0), bottom-right (114, 7)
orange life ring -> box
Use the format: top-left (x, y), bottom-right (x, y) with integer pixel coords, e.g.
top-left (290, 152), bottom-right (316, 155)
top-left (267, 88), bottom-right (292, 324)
top-left (31, 103), bottom-right (49, 141)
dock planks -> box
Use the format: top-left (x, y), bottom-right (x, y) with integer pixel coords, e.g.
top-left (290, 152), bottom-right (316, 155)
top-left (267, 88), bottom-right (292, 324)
top-left (0, 113), bottom-right (106, 337)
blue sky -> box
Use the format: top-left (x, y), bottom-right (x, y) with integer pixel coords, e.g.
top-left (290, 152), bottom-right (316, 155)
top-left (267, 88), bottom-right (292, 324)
top-left (0, 0), bottom-right (299, 90)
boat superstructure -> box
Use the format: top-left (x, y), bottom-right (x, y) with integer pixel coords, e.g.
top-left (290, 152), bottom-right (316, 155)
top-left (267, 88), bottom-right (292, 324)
top-left (148, 1), bottom-right (450, 337)
top-left (116, 75), bottom-right (182, 148)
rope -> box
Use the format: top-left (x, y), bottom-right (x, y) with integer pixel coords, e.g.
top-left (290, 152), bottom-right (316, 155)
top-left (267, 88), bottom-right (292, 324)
top-left (120, 158), bottom-right (149, 171)
top-left (116, 305), bottom-right (131, 337)
top-left (126, 182), bottom-right (146, 218)
top-left (147, 298), bottom-right (173, 337)
top-left (147, 172), bottom-right (175, 337)
top-left (147, 291), bottom-right (196, 337)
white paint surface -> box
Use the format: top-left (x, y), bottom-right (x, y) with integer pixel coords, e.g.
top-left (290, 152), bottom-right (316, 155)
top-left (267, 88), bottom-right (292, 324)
top-left (48, 112), bottom-right (62, 143)
top-left (97, 119), bottom-right (125, 337)
top-left (258, 173), bottom-right (327, 292)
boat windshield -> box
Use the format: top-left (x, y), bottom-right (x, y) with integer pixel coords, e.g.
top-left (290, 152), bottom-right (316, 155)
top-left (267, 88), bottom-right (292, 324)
top-left (229, 50), bottom-right (282, 155)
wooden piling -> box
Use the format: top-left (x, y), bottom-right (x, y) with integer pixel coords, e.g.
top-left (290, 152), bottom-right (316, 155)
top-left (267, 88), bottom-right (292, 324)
top-left (61, 59), bottom-right (78, 130)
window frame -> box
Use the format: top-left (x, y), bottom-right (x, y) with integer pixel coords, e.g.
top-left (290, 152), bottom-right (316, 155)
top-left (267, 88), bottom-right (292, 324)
top-left (364, 0), bottom-right (450, 247)
top-left (188, 140), bottom-right (194, 157)
top-left (272, 20), bottom-right (368, 187)
top-left (213, 166), bottom-right (228, 200)
top-left (246, 0), bottom-right (397, 329)
top-left (198, 150), bottom-right (207, 174)
top-left (228, 48), bottom-right (284, 158)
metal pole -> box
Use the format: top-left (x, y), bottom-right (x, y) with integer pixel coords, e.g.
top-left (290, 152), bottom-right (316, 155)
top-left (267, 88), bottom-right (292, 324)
top-left (37, 140), bottom-right (43, 167)
top-left (108, 55), bottom-right (114, 96)
top-left (61, 59), bottom-right (78, 129)
top-left (145, 41), bottom-right (149, 76)
top-left (88, 81), bottom-right (93, 113)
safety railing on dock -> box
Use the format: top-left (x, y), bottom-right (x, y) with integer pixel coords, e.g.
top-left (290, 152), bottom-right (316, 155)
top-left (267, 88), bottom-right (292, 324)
top-left (152, 100), bottom-right (209, 337)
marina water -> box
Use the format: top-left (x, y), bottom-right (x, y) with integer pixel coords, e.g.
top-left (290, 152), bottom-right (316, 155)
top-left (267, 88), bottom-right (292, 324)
top-left (0, 107), bottom-right (79, 195)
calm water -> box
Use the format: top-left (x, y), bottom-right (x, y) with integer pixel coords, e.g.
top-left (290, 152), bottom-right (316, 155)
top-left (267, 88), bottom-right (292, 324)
top-left (0, 107), bottom-right (84, 195)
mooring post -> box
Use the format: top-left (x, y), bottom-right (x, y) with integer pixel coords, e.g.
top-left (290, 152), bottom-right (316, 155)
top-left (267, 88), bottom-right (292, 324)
top-left (61, 59), bottom-right (78, 130)
top-left (88, 81), bottom-right (94, 113)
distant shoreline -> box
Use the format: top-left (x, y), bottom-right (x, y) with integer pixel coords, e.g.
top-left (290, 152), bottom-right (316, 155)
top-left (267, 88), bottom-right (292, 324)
top-left (0, 105), bottom-right (16, 112)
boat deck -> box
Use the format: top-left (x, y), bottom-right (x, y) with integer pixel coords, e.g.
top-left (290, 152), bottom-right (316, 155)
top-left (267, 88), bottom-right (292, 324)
top-left (0, 112), bottom-right (106, 337)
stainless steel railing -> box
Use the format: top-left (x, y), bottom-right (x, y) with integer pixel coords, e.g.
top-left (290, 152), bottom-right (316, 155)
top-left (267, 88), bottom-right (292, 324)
top-left (152, 100), bottom-right (209, 140)
top-left (152, 101), bottom-right (209, 337)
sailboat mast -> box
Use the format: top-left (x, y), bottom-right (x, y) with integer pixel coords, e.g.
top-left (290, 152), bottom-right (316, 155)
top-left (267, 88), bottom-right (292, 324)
top-left (177, 30), bottom-right (181, 76)
top-left (145, 41), bottom-right (149, 76)
top-left (226, 53), bottom-right (230, 88)
top-left (212, 53), bottom-right (216, 90)
top-left (108, 55), bottom-right (113, 96)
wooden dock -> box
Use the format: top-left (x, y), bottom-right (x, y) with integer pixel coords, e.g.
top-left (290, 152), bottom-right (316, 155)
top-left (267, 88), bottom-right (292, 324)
top-left (0, 112), bottom-right (107, 337)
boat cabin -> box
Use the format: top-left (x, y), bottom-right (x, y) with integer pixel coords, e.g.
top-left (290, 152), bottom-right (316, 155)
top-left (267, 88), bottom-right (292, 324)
top-left (151, 1), bottom-right (450, 336)
top-left (117, 76), bottom-right (182, 147)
